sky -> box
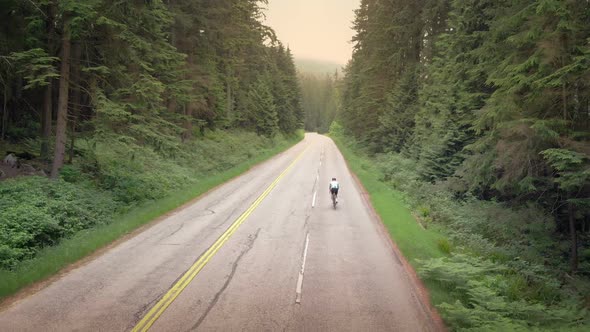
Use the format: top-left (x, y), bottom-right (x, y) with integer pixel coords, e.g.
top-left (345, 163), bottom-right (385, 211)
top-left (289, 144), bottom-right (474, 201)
top-left (263, 0), bottom-right (361, 65)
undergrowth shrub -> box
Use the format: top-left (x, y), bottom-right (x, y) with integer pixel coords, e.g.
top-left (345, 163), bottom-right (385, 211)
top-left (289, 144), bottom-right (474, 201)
top-left (330, 128), bottom-right (590, 330)
top-left (438, 238), bottom-right (452, 254)
top-left (0, 177), bottom-right (118, 270)
top-left (86, 130), bottom-right (287, 204)
top-left (418, 254), bottom-right (588, 331)
top-left (179, 130), bottom-right (278, 174)
top-left (0, 129), bottom-right (297, 270)
top-left (90, 140), bottom-right (192, 203)
top-left (374, 150), bottom-right (567, 270)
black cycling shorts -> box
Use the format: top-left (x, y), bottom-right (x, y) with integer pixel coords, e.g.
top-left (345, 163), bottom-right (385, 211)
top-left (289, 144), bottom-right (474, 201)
top-left (330, 187), bottom-right (339, 195)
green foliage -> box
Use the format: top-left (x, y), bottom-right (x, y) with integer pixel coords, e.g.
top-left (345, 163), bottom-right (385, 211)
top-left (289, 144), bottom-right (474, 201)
top-left (0, 177), bottom-right (117, 270)
top-left (59, 165), bottom-right (86, 183)
top-left (270, 45), bottom-right (303, 133)
top-left (419, 205), bottom-right (431, 218)
top-left (0, 130), bottom-right (296, 272)
top-left (340, 0), bottom-right (432, 150)
top-left (0, 131), bottom-right (302, 299)
top-left (300, 71), bottom-right (340, 133)
top-left (419, 254), bottom-right (588, 331)
top-left (319, 0), bottom-right (590, 326)
top-left (438, 238), bottom-right (452, 254)
top-left (374, 147), bottom-right (562, 266)
top-left (84, 129), bottom-right (296, 203)
top-left (0, 0), bottom-right (302, 307)
top-left (331, 126), bottom-right (590, 330)
top-left (0, 0), bottom-right (304, 279)
top-left (375, 67), bottom-right (419, 153)
top-left (408, 0), bottom-right (493, 181)
top-left (341, 0), bottom-right (590, 189)
top-left (7, 48), bottom-right (59, 89)
top-left (542, 148), bottom-right (590, 192)
top-left (246, 76), bottom-right (279, 137)
top-left (1, 0), bottom-right (302, 160)
top-left (83, 138), bottom-right (190, 203)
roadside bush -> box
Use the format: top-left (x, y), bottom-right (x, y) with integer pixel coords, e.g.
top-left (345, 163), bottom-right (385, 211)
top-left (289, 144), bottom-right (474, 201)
top-left (0, 177), bottom-right (118, 270)
top-left (418, 254), bottom-right (588, 331)
top-left (86, 130), bottom-right (287, 203)
top-left (374, 152), bottom-right (422, 193)
top-left (180, 130), bottom-right (277, 174)
top-left (91, 140), bottom-right (192, 204)
top-left (373, 151), bottom-right (563, 268)
top-left (59, 165), bottom-right (86, 183)
top-left (380, 150), bottom-right (590, 327)
top-left (438, 238), bottom-right (452, 254)
top-left (330, 127), bottom-right (590, 330)
top-left (0, 130), bottom-right (298, 271)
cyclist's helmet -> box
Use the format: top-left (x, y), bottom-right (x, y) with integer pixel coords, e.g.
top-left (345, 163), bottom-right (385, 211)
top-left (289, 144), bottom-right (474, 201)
top-left (332, 177), bottom-right (336, 181)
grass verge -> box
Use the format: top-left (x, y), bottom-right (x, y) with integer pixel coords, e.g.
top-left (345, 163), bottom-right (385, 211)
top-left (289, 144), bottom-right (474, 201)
top-left (330, 134), bottom-right (453, 306)
top-left (0, 132), bottom-right (303, 300)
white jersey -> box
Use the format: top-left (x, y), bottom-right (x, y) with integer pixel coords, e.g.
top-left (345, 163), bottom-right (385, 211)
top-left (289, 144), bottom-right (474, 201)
top-left (329, 181), bottom-right (340, 190)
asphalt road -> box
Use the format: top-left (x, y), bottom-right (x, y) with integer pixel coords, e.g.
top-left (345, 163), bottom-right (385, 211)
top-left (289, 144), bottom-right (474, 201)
top-left (0, 133), bottom-right (439, 331)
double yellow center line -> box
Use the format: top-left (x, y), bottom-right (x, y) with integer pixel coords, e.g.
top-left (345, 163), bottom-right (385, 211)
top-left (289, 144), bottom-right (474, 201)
top-left (132, 147), bottom-right (308, 332)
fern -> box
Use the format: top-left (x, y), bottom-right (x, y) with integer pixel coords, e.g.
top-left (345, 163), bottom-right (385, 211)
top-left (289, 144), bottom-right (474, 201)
top-left (418, 254), bottom-right (589, 331)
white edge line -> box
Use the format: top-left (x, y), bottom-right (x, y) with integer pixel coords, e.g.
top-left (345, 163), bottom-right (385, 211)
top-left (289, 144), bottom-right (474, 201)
top-left (312, 191), bottom-right (317, 208)
top-left (295, 233), bottom-right (310, 304)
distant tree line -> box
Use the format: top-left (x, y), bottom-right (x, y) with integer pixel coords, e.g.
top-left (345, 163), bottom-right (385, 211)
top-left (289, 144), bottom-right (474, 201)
top-left (340, 0), bottom-right (589, 272)
top-left (0, 0), bottom-right (303, 177)
top-left (300, 71), bottom-right (340, 133)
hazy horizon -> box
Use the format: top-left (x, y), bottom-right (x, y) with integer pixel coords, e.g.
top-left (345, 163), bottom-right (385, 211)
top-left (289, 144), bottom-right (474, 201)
top-left (264, 0), bottom-right (360, 65)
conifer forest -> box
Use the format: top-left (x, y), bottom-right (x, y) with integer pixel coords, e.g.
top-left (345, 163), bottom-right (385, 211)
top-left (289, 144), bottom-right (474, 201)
top-left (334, 0), bottom-right (590, 329)
top-left (0, 0), bottom-right (301, 273)
top-left (1, 0), bottom-right (590, 330)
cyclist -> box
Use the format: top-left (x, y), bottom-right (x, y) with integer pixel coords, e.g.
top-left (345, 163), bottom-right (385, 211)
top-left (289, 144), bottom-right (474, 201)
top-left (329, 177), bottom-right (340, 203)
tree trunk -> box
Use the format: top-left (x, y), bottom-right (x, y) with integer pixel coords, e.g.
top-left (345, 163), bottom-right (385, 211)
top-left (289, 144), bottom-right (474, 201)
top-left (562, 82), bottom-right (568, 121)
top-left (1, 84), bottom-right (7, 140)
top-left (569, 202), bottom-right (578, 273)
top-left (167, 97), bottom-right (177, 113)
top-left (41, 82), bottom-right (52, 160)
top-left (68, 113), bottom-right (76, 164)
top-left (166, 0), bottom-right (177, 114)
top-left (51, 17), bottom-right (71, 179)
top-left (226, 81), bottom-right (232, 123)
top-left (182, 103), bottom-right (193, 142)
top-left (41, 1), bottom-right (56, 160)
top-left (68, 42), bottom-right (82, 164)
top-left (88, 76), bottom-right (98, 121)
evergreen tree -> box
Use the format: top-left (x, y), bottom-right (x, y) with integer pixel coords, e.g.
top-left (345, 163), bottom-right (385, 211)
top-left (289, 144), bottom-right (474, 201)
top-left (247, 75), bottom-right (278, 137)
top-left (338, 0), bottom-right (589, 272)
top-left (411, 0), bottom-right (494, 181)
top-left (0, 0), bottom-right (302, 170)
top-left (300, 71), bottom-right (340, 133)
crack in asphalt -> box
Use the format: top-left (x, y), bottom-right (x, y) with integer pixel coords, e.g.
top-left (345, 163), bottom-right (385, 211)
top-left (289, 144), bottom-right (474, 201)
top-left (210, 205), bottom-right (241, 230)
top-left (160, 222), bottom-right (185, 241)
top-left (189, 228), bottom-right (262, 331)
top-left (201, 185), bottom-right (241, 210)
top-left (303, 214), bottom-right (311, 231)
top-left (131, 288), bottom-right (166, 329)
top-left (135, 188), bottom-right (269, 325)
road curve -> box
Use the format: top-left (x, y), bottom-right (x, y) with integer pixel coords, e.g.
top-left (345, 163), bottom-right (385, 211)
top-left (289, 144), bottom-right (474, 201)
top-left (0, 133), bottom-right (439, 331)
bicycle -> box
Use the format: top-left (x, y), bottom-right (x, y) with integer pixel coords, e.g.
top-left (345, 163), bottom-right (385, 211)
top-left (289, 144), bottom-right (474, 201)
top-left (331, 192), bottom-right (338, 209)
